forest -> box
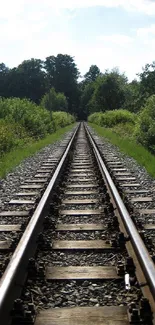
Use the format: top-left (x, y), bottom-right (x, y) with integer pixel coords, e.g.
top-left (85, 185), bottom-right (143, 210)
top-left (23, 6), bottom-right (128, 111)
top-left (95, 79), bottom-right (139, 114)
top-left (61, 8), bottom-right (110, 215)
top-left (1, 54), bottom-right (155, 117)
top-left (0, 54), bottom-right (155, 155)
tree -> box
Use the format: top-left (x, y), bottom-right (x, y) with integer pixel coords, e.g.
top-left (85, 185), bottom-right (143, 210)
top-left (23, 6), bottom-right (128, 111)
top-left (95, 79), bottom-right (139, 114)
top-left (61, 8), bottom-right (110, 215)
top-left (78, 65), bottom-right (100, 119)
top-left (90, 69), bottom-right (128, 112)
top-left (57, 93), bottom-right (68, 112)
top-left (139, 62), bottom-right (155, 98)
top-left (0, 63), bottom-right (9, 97)
top-left (79, 82), bottom-right (95, 119)
top-left (0, 63), bottom-right (9, 75)
top-left (2, 59), bottom-right (47, 103)
top-left (135, 94), bottom-right (155, 153)
top-left (44, 54), bottom-right (80, 114)
top-left (16, 59), bottom-right (47, 103)
top-left (84, 65), bottom-right (101, 83)
top-left (41, 88), bottom-right (68, 113)
top-left (122, 80), bottom-right (142, 113)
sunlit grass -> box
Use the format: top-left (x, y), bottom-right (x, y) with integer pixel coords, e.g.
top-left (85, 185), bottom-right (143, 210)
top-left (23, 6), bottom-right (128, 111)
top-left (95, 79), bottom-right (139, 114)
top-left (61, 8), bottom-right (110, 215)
top-left (89, 123), bottom-right (155, 178)
top-left (0, 124), bottom-right (75, 178)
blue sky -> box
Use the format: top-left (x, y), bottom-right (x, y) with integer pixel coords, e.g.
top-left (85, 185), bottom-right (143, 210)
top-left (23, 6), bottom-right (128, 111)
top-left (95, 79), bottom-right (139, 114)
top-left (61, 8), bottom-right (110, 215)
top-left (1, 0), bottom-right (155, 80)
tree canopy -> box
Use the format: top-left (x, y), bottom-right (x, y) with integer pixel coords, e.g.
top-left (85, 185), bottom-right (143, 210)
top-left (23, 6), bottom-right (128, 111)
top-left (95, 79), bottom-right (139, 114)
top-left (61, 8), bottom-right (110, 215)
top-left (1, 55), bottom-right (155, 119)
top-left (41, 88), bottom-right (68, 113)
top-left (84, 65), bottom-right (101, 83)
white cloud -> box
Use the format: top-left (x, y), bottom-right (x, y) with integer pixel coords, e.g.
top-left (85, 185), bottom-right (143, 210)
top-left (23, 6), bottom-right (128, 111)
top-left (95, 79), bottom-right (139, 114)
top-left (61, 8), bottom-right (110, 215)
top-left (1, 0), bottom-right (155, 82)
top-left (0, 0), bottom-right (25, 18)
top-left (98, 34), bottom-right (133, 46)
top-left (41, 0), bottom-right (155, 14)
top-left (137, 24), bottom-right (155, 37)
top-left (1, 0), bottom-right (155, 19)
top-left (0, 19), bottom-right (47, 42)
top-left (34, 0), bottom-right (155, 15)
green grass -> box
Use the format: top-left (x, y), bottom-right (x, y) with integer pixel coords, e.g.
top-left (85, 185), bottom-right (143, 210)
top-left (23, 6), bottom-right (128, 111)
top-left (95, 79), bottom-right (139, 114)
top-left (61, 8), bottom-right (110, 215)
top-left (0, 124), bottom-right (75, 178)
top-left (89, 123), bottom-right (155, 178)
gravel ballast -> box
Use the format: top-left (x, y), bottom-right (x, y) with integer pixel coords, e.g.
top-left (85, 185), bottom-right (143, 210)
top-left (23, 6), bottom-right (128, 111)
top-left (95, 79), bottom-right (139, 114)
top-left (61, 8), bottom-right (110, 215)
top-left (1, 123), bottom-right (155, 319)
top-left (0, 129), bottom-right (75, 210)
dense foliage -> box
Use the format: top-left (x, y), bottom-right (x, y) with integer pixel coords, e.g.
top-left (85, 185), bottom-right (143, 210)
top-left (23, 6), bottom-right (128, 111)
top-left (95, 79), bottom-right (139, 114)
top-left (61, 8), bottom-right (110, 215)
top-left (1, 53), bottom-right (155, 154)
top-left (135, 95), bottom-right (155, 153)
top-left (1, 55), bottom-right (155, 120)
top-left (41, 88), bottom-right (68, 113)
top-left (0, 119), bottom-right (29, 155)
top-left (52, 112), bottom-right (75, 129)
top-left (88, 101), bottom-right (155, 154)
top-left (0, 98), bottom-right (75, 156)
top-left (88, 110), bottom-right (136, 127)
top-left (0, 54), bottom-right (79, 115)
top-left (79, 68), bottom-right (144, 117)
top-left (0, 97), bottom-right (54, 138)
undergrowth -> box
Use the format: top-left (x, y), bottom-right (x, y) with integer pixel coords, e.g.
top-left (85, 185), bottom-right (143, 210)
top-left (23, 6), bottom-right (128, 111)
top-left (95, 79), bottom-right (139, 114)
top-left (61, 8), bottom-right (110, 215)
top-left (0, 124), bottom-right (75, 178)
top-left (89, 123), bottom-right (155, 178)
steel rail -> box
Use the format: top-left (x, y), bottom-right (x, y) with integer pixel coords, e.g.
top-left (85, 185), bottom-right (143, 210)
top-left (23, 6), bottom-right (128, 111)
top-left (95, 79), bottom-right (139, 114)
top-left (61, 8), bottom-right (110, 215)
top-left (85, 123), bottom-right (155, 301)
top-left (0, 123), bottom-right (80, 325)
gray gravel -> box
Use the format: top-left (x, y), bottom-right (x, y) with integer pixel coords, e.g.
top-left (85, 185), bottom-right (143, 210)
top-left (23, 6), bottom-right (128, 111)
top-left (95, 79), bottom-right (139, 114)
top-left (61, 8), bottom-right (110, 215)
top-left (0, 128), bottom-right (76, 273)
top-left (20, 124), bottom-right (142, 316)
top-left (0, 130), bottom-right (75, 211)
top-left (55, 230), bottom-right (112, 240)
top-left (38, 251), bottom-right (128, 266)
top-left (57, 215), bottom-right (109, 224)
top-left (23, 279), bottom-right (140, 311)
top-left (88, 126), bottom-right (155, 222)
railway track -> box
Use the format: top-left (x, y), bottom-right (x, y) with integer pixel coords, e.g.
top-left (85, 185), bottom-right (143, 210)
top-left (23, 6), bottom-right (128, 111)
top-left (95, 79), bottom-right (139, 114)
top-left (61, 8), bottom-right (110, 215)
top-left (0, 122), bottom-right (155, 324)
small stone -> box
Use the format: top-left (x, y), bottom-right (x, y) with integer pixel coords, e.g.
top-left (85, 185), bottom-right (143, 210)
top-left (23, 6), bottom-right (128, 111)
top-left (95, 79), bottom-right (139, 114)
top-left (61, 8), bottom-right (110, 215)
top-left (38, 302), bottom-right (44, 306)
top-left (41, 296), bottom-right (48, 303)
top-left (68, 300), bottom-right (75, 305)
top-left (55, 298), bottom-right (63, 306)
top-left (89, 298), bottom-right (98, 303)
top-left (82, 280), bottom-right (89, 287)
top-left (54, 294), bottom-right (61, 298)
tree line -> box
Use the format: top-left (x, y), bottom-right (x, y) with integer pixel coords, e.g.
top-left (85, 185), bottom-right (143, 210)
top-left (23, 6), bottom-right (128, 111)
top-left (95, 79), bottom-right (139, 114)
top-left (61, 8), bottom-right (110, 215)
top-left (1, 54), bottom-right (155, 119)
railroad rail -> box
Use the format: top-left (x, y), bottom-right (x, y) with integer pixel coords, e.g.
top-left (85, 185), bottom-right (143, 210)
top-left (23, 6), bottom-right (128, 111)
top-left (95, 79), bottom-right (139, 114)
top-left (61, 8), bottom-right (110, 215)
top-left (0, 122), bottom-right (155, 324)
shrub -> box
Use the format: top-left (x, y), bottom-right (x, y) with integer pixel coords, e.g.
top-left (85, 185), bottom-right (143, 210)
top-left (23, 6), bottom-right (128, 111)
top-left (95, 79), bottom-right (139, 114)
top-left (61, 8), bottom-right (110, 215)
top-left (0, 97), bottom-right (75, 157)
top-left (0, 120), bottom-right (15, 154)
top-left (0, 119), bottom-right (30, 155)
top-left (52, 112), bottom-right (75, 129)
top-left (88, 109), bottom-right (136, 127)
top-left (135, 95), bottom-right (155, 153)
top-left (0, 97), bottom-right (54, 138)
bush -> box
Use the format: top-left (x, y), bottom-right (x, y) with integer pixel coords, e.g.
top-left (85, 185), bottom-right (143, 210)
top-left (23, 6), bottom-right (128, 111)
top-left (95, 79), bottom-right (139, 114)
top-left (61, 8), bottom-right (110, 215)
top-left (52, 112), bottom-right (75, 129)
top-left (0, 119), bottom-right (30, 155)
top-left (88, 109), bottom-right (136, 127)
top-left (135, 95), bottom-right (155, 153)
top-left (0, 97), bottom-right (54, 138)
top-left (0, 97), bottom-right (75, 157)
top-left (0, 120), bottom-right (15, 154)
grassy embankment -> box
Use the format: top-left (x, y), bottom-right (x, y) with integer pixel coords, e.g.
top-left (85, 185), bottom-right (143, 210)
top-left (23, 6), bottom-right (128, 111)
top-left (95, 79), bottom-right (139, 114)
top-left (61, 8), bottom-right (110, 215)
top-left (0, 124), bottom-right (75, 178)
top-left (89, 122), bottom-right (155, 178)
top-left (0, 97), bottom-right (76, 178)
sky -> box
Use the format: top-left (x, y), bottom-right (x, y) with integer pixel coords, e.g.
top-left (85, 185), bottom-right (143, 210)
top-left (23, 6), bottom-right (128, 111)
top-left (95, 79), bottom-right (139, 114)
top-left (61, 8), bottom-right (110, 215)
top-left (1, 0), bottom-right (155, 81)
